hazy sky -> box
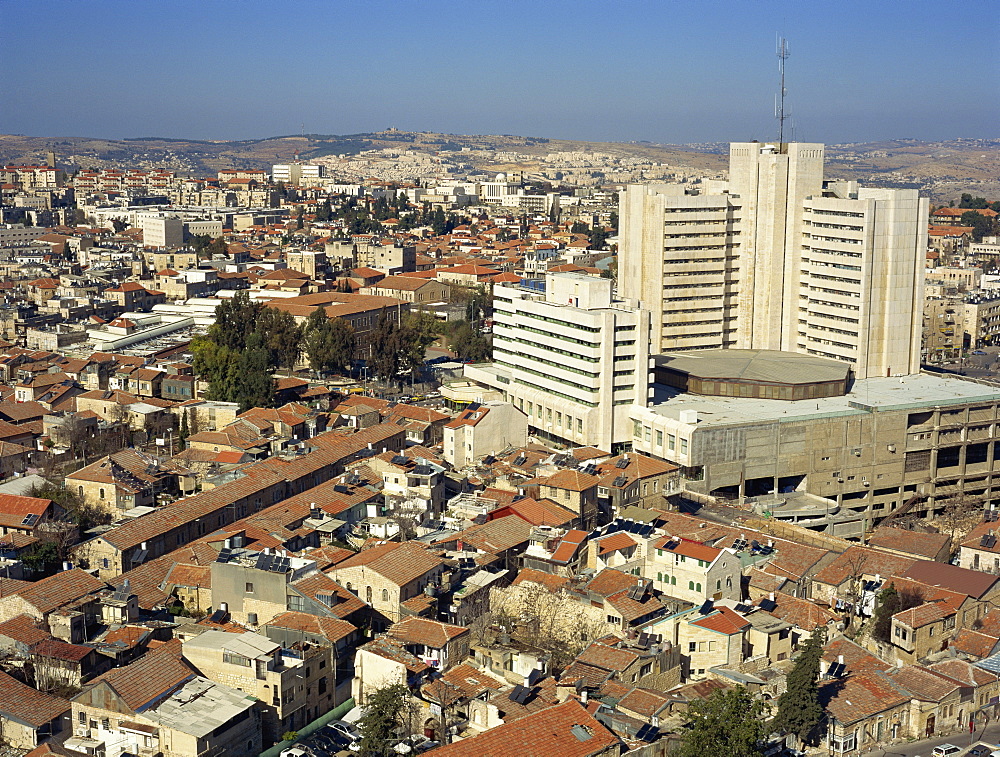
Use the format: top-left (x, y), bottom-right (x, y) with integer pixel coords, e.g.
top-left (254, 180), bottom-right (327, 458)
top-left (3, 0), bottom-right (997, 144)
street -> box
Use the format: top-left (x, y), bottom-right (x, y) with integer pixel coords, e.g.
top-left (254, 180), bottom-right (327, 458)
top-left (861, 722), bottom-right (1000, 757)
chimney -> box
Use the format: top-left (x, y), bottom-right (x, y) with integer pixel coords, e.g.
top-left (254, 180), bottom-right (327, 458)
top-left (838, 655), bottom-right (844, 665)
top-left (769, 592), bottom-right (775, 602)
top-left (581, 690), bottom-right (588, 704)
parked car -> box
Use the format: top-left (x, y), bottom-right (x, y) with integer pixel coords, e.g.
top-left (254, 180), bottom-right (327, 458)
top-left (969, 745), bottom-right (992, 757)
top-left (973, 350), bottom-right (988, 355)
top-left (327, 720), bottom-right (362, 745)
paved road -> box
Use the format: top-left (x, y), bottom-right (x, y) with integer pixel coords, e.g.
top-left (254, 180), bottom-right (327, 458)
top-left (860, 722), bottom-right (1000, 757)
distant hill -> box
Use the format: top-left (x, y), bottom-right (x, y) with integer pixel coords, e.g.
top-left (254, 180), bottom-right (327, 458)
top-left (1, 131), bottom-right (996, 202)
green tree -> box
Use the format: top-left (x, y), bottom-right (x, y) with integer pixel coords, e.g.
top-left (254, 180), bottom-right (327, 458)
top-left (398, 311), bottom-right (438, 375)
top-left (771, 629), bottom-right (824, 744)
top-left (303, 306), bottom-right (356, 375)
top-left (210, 290), bottom-right (264, 351)
top-left (357, 683), bottom-right (411, 757)
top-left (450, 321), bottom-right (491, 363)
top-left (871, 583), bottom-right (900, 643)
top-left (675, 686), bottom-right (768, 757)
top-left (570, 220), bottom-right (589, 234)
top-left (232, 332), bottom-right (275, 411)
top-left (258, 306), bottom-right (303, 374)
top-left (20, 541), bottom-right (62, 577)
top-left (589, 226), bottom-right (609, 250)
top-left (29, 481), bottom-right (111, 533)
top-left (370, 309), bottom-right (401, 380)
top-left (960, 210), bottom-right (995, 242)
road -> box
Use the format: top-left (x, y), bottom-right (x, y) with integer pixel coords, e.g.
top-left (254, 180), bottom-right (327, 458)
top-left (860, 722), bottom-right (1000, 757)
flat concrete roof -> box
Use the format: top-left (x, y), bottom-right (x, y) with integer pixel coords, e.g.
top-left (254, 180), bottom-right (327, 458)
top-left (654, 349), bottom-right (850, 385)
top-left (645, 373), bottom-right (1000, 427)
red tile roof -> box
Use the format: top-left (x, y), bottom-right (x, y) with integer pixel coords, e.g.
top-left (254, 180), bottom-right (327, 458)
top-left (430, 699), bottom-right (619, 757)
top-left (691, 606), bottom-right (750, 635)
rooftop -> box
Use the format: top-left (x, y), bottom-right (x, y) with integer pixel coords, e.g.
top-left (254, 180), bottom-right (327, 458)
top-left (646, 372), bottom-right (1000, 427)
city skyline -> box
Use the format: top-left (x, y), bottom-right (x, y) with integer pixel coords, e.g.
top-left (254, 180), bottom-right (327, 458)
top-left (4, 0), bottom-right (997, 145)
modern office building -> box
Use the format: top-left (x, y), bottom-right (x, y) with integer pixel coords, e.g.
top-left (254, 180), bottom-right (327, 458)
top-left (464, 272), bottom-right (651, 452)
top-left (620, 142), bottom-right (928, 379)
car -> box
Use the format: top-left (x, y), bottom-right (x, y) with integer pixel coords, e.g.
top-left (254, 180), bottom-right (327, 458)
top-left (969, 745), bottom-right (992, 757)
top-left (327, 720), bottom-right (362, 744)
top-left (394, 735), bottom-right (439, 754)
top-left (973, 350), bottom-right (988, 355)
top-left (280, 749), bottom-right (310, 757)
top-left (932, 745), bottom-right (961, 757)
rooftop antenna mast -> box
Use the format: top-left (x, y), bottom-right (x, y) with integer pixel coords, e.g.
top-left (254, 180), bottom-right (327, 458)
top-left (775, 36), bottom-right (790, 145)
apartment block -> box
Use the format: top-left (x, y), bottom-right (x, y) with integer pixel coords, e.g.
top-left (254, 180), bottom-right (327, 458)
top-left (465, 272), bottom-right (651, 452)
top-left (620, 142), bottom-right (928, 379)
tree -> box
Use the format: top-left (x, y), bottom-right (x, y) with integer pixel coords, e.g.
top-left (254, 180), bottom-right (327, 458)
top-left (257, 306), bottom-right (303, 374)
top-left (20, 541), bottom-right (62, 577)
top-left (210, 290), bottom-right (264, 352)
top-left (675, 687), bottom-right (768, 757)
top-left (871, 583), bottom-right (899, 643)
top-left (589, 226), bottom-right (609, 250)
top-left (303, 306), bottom-right (356, 375)
top-left (450, 322), bottom-right (491, 363)
top-left (871, 582), bottom-right (923, 643)
top-left (357, 683), bottom-right (411, 757)
top-left (370, 309), bottom-right (401, 380)
top-left (232, 332), bottom-right (275, 411)
top-left (960, 211), bottom-right (995, 243)
top-left (771, 629), bottom-right (824, 744)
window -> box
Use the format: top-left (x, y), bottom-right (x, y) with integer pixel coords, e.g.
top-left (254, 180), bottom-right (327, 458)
top-left (606, 615), bottom-right (620, 625)
top-left (680, 438), bottom-right (688, 454)
top-left (671, 575), bottom-right (677, 585)
top-left (223, 650), bottom-right (251, 666)
top-left (716, 580), bottom-right (721, 591)
top-left (99, 488), bottom-right (106, 499)
top-left (245, 582), bottom-right (254, 593)
top-left (656, 430), bottom-right (663, 446)
top-left (689, 642), bottom-right (697, 652)
top-left (668, 434), bottom-right (676, 451)
top-left (689, 581), bottom-right (695, 590)
top-left (382, 588), bottom-right (389, 602)
top-left (578, 418), bottom-right (583, 433)
top-left (708, 641), bottom-right (715, 651)
top-left (78, 712), bottom-right (86, 724)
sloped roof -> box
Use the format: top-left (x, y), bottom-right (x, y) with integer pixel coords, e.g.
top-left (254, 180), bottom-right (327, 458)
top-left (429, 699), bottom-right (619, 757)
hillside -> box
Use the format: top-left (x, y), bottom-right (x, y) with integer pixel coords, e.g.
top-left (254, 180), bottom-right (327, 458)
top-left (1, 131), bottom-right (996, 202)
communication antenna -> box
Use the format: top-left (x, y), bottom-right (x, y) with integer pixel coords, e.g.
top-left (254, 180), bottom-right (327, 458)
top-left (775, 36), bottom-right (790, 145)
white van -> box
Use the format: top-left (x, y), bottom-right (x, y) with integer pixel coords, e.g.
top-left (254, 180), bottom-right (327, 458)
top-left (932, 745), bottom-right (961, 757)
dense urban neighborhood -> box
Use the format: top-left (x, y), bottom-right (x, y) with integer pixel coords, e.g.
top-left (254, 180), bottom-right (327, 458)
top-left (0, 132), bottom-right (999, 757)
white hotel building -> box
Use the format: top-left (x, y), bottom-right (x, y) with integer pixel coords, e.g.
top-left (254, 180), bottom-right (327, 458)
top-left (464, 272), bottom-right (651, 452)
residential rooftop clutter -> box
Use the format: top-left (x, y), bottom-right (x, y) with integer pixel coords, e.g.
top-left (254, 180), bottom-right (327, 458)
top-left (1, 143), bottom-right (998, 757)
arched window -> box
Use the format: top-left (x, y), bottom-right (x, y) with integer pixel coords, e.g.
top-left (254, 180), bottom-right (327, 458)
top-left (382, 588), bottom-right (389, 602)
top-left (366, 586), bottom-right (373, 604)
top-left (99, 488), bottom-right (106, 499)
top-left (688, 581), bottom-right (694, 590)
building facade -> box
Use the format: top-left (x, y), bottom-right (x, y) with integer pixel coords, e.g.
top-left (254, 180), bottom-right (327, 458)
top-left (465, 273), bottom-right (651, 452)
top-left (619, 142), bottom-right (928, 379)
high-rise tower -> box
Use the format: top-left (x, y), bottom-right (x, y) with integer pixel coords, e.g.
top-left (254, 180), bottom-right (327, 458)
top-left (620, 141), bottom-right (928, 378)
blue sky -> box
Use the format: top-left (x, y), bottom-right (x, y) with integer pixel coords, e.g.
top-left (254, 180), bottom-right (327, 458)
top-left (2, 0), bottom-right (997, 144)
